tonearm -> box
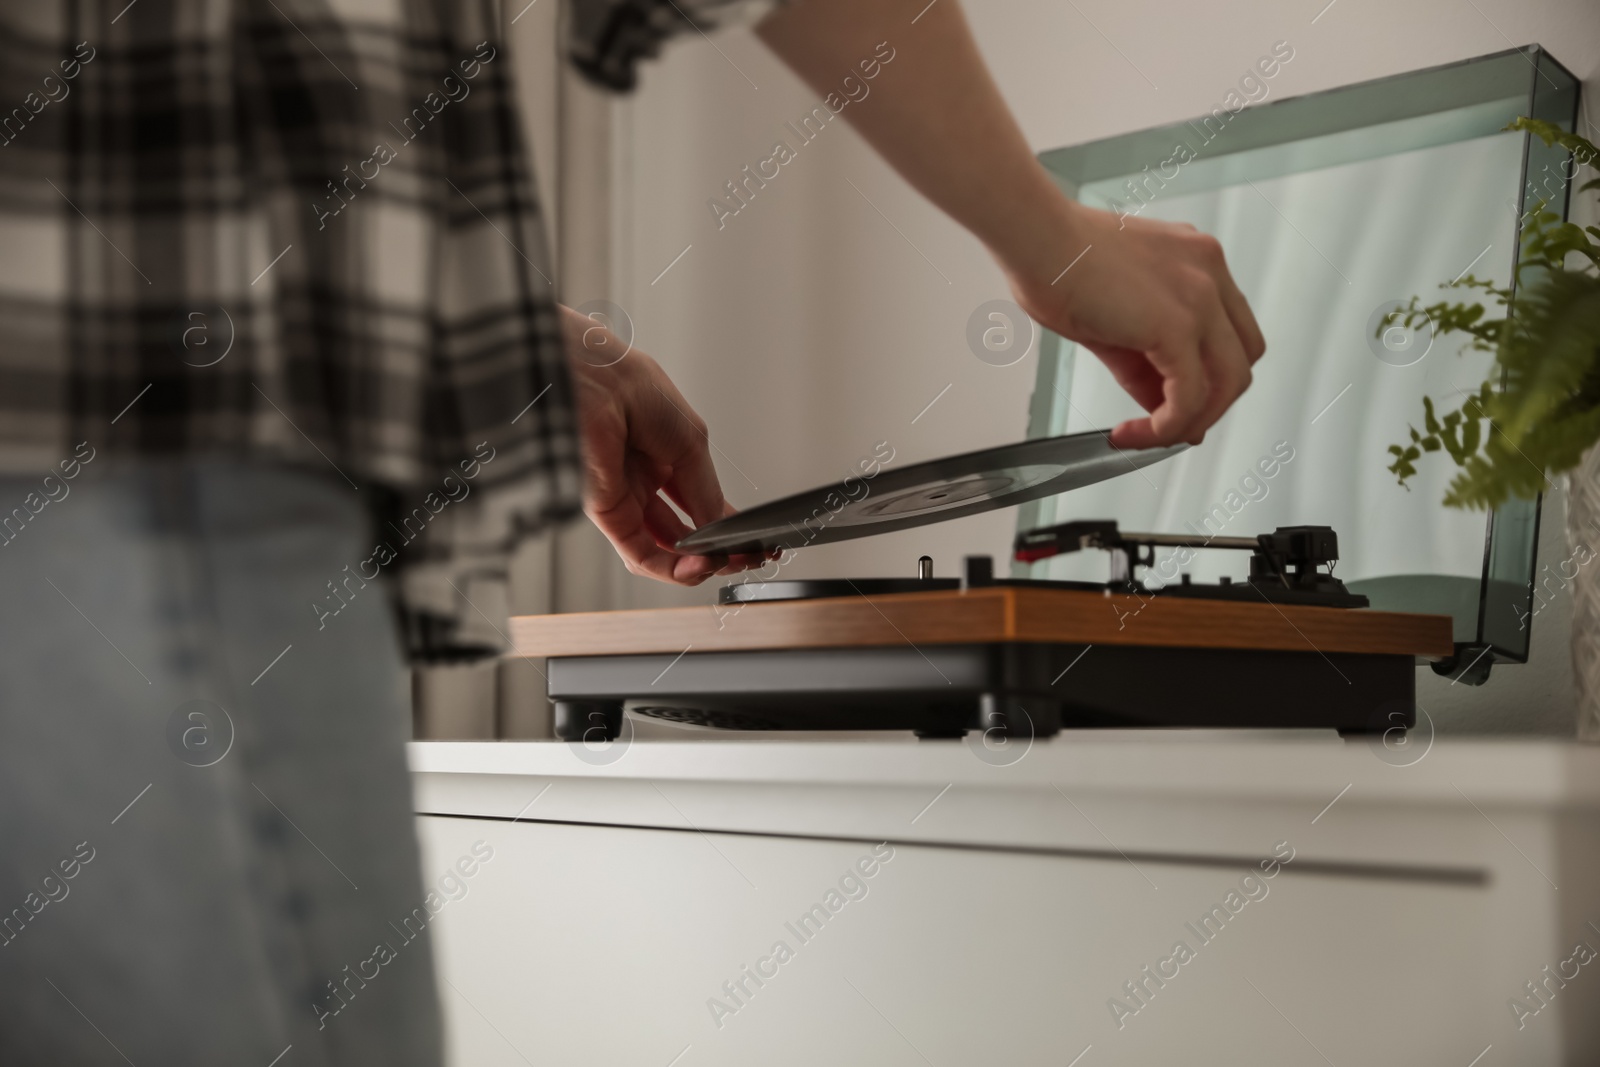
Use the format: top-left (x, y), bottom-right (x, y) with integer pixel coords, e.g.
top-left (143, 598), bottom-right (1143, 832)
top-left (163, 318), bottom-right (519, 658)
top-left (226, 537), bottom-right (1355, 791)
top-left (1013, 521), bottom-right (1368, 607)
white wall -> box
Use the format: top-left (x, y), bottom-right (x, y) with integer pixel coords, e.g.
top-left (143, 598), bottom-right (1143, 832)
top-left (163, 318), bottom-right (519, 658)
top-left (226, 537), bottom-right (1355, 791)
top-left (600, 0), bottom-right (1599, 732)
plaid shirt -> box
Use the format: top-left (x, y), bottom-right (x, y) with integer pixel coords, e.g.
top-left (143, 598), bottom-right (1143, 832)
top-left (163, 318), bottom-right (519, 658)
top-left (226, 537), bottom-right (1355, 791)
top-left (0, 0), bottom-right (768, 661)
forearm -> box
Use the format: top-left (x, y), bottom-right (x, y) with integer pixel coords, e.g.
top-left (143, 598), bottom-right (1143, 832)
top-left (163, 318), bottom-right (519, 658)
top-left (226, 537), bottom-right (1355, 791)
top-left (755, 0), bottom-right (1076, 280)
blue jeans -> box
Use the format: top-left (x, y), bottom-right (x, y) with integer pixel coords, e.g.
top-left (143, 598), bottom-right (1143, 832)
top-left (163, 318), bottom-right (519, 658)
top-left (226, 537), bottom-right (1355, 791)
top-left (0, 460), bottom-right (441, 1065)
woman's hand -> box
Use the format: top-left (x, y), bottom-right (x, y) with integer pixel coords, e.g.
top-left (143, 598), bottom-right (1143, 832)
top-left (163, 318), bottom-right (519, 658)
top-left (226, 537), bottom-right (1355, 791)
top-left (560, 305), bottom-right (759, 585)
top-left (1005, 200), bottom-right (1266, 450)
top-left (757, 0), bottom-right (1266, 449)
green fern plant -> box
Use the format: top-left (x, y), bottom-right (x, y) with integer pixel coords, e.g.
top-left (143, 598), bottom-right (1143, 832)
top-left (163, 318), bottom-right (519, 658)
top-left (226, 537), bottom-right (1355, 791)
top-left (1386, 118), bottom-right (1600, 509)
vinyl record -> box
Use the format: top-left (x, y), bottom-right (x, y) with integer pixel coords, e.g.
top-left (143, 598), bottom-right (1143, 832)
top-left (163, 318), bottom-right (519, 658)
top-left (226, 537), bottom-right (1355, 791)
top-left (676, 430), bottom-right (1185, 556)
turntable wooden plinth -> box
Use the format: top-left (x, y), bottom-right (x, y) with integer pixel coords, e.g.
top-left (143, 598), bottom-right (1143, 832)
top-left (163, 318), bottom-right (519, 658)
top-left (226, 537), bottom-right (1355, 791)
top-left (510, 586), bottom-right (1454, 659)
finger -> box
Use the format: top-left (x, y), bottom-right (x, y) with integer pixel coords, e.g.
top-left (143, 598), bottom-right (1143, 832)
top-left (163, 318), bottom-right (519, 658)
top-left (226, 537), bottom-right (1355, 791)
top-left (641, 491), bottom-right (695, 547)
top-left (1188, 310), bottom-right (1253, 444)
top-left (706, 504), bottom-right (766, 575)
top-left (639, 384), bottom-right (728, 528)
top-left (656, 489), bottom-right (755, 575)
top-left (1213, 266), bottom-right (1266, 364)
top-left (586, 457), bottom-right (712, 586)
top-left (642, 494), bottom-right (723, 583)
top-left (662, 451), bottom-right (729, 530)
top-left (643, 483), bottom-right (761, 581)
top-left (578, 404), bottom-right (634, 517)
top-left (1111, 329), bottom-right (1207, 449)
top-left (1088, 344), bottom-right (1165, 413)
top-left (587, 493), bottom-right (698, 584)
top-left (717, 551), bottom-right (769, 574)
top-left (652, 489), bottom-right (740, 550)
top-left (644, 500), bottom-right (722, 567)
top-left (588, 497), bottom-right (698, 584)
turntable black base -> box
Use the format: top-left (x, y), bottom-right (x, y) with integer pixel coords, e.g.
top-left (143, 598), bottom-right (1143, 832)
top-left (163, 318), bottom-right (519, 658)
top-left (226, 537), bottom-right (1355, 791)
top-left (548, 641), bottom-right (1418, 743)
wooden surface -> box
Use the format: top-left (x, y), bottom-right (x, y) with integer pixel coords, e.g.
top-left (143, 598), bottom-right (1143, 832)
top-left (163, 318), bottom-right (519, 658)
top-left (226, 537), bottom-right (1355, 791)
top-left (510, 587), bottom-right (1455, 658)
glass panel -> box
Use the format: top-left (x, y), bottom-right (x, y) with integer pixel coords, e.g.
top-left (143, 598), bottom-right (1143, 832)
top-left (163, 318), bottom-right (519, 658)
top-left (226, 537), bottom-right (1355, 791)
top-left (1022, 47), bottom-right (1580, 665)
top-left (1478, 47), bottom-right (1582, 658)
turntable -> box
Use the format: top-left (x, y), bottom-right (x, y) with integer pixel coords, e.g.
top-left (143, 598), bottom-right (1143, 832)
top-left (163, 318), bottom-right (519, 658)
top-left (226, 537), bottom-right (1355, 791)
top-left (510, 431), bottom-right (1455, 743)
